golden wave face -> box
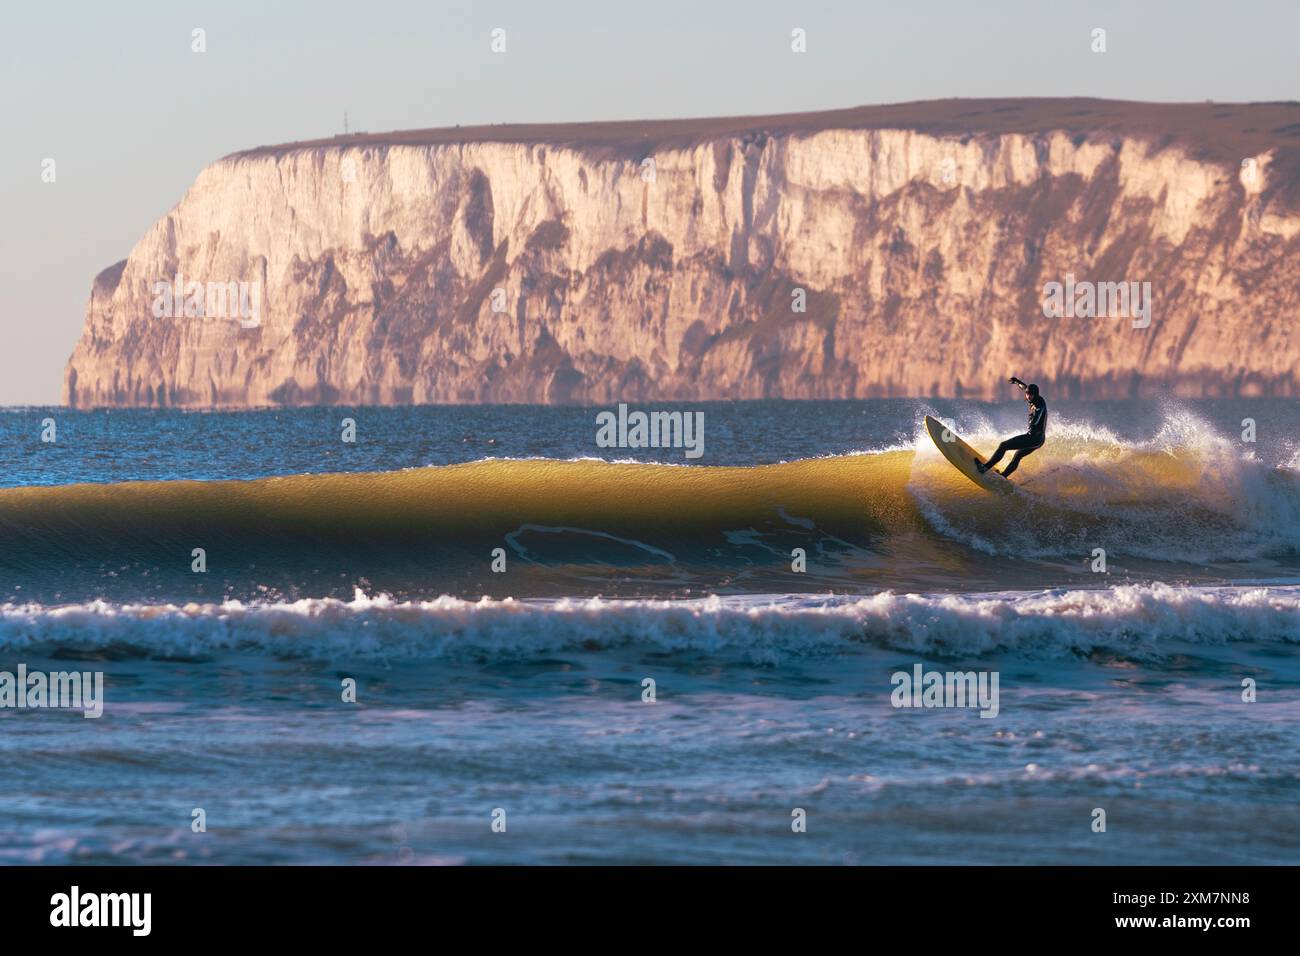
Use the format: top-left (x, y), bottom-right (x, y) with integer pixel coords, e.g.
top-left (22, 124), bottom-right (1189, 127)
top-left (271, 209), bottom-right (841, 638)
top-left (0, 446), bottom-right (1295, 604)
top-left (0, 455), bottom-right (917, 603)
top-left (0, 453), bottom-right (919, 544)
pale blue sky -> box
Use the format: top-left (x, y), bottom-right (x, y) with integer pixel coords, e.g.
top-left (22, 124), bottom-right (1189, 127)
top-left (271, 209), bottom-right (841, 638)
top-left (2, 0), bottom-right (1295, 404)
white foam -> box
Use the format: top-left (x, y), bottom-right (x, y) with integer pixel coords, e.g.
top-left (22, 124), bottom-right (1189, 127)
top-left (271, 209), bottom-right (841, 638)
top-left (1, 583), bottom-right (1296, 663)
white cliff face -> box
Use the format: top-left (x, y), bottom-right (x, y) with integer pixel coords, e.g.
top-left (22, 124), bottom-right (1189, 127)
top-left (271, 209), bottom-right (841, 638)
top-left (64, 109), bottom-right (1300, 407)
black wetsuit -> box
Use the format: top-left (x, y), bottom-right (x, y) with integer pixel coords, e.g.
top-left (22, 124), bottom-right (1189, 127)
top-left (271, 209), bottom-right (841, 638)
top-left (985, 394), bottom-right (1047, 477)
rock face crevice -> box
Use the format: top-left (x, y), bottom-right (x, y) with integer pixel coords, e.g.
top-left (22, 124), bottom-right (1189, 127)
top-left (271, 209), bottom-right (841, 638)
top-left (64, 99), bottom-right (1300, 407)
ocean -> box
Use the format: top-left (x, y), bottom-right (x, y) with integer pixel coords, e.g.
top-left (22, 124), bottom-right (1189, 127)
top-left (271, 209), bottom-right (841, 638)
top-left (1, 398), bottom-right (1297, 864)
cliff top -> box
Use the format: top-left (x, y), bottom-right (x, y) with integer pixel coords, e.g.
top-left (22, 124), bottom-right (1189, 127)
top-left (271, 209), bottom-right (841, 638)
top-left (230, 97), bottom-right (1300, 172)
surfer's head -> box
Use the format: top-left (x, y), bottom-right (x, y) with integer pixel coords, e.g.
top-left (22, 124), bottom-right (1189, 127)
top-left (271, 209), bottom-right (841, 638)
top-left (1025, 383), bottom-right (1039, 400)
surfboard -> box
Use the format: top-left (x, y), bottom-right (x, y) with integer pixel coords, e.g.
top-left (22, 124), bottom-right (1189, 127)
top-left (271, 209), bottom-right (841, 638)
top-left (923, 415), bottom-right (1014, 496)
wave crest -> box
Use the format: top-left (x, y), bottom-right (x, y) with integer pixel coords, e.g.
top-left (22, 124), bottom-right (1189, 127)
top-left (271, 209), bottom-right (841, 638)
top-left (2, 584), bottom-right (1296, 663)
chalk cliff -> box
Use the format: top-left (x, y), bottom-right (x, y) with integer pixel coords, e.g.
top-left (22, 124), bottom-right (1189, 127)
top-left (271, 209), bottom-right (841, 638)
top-left (64, 99), bottom-right (1300, 406)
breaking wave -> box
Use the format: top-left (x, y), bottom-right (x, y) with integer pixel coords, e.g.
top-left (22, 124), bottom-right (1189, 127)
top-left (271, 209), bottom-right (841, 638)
top-left (0, 409), bottom-right (1295, 599)
top-left (1, 583), bottom-right (1297, 663)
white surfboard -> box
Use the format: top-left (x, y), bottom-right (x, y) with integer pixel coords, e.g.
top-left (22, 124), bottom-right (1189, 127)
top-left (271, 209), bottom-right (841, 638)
top-left (924, 415), bottom-right (1014, 496)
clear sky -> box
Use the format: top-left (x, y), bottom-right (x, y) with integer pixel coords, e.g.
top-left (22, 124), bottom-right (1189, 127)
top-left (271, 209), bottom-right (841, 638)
top-left (2, 0), bottom-right (1296, 405)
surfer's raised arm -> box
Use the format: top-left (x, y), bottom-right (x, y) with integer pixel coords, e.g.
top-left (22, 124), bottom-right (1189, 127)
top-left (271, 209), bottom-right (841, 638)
top-left (1008, 376), bottom-right (1027, 391)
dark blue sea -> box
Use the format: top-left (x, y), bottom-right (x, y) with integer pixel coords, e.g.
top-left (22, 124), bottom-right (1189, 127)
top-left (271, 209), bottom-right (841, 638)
top-left (1, 399), bottom-right (1297, 863)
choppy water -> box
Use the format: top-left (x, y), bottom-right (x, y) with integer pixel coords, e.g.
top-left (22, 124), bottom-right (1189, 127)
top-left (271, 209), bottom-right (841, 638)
top-left (0, 399), bottom-right (1297, 863)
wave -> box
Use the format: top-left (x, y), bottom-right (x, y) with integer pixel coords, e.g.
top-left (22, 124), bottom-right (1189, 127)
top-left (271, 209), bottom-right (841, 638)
top-left (0, 410), bottom-right (1295, 599)
top-left (911, 408), bottom-right (1300, 563)
top-left (1, 584), bottom-right (1297, 663)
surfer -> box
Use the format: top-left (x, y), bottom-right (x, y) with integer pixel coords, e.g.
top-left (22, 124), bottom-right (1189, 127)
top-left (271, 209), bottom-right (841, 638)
top-left (976, 377), bottom-right (1046, 478)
